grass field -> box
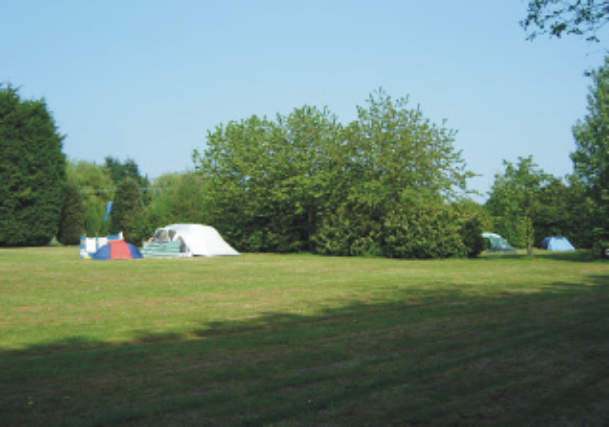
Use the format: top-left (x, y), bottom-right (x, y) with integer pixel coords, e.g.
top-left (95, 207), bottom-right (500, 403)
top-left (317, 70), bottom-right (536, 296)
top-left (1, 247), bottom-right (608, 425)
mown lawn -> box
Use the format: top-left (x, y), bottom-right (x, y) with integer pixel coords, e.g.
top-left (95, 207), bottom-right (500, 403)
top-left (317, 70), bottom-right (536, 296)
top-left (1, 247), bottom-right (608, 425)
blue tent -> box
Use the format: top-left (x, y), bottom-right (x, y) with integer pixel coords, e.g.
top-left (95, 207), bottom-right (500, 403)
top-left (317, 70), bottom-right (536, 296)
top-left (540, 236), bottom-right (575, 252)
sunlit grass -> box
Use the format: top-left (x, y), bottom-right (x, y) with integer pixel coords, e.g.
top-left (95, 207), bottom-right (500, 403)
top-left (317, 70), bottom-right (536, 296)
top-left (1, 247), bottom-right (608, 425)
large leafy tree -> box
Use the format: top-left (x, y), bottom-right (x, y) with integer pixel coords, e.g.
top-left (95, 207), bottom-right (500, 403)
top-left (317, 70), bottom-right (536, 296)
top-left (534, 175), bottom-right (598, 247)
top-left (563, 175), bottom-right (599, 247)
top-left (534, 178), bottom-right (572, 244)
top-left (347, 90), bottom-right (471, 198)
top-left (0, 85), bottom-right (66, 246)
top-left (571, 56), bottom-right (609, 230)
top-left (486, 156), bottom-right (550, 255)
top-left (194, 106), bottom-right (343, 252)
top-left (314, 90), bottom-right (474, 258)
top-left (522, 0), bottom-right (609, 41)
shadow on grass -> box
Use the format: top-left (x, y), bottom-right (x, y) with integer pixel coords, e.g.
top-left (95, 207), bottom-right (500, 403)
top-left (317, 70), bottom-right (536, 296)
top-left (1, 276), bottom-right (609, 426)
top-left (480, 249), bottom-right (603, 263)
top-left (534, 250), bottom-right (602, 262)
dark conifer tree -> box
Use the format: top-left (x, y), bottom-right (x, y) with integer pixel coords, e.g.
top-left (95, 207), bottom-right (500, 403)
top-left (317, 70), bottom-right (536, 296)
top-left (110, 177), bottom-right (144, 243)
top-left (0, 85), bottom-right (66, 246)
top-left (57, 182), bottom-right (85, 245)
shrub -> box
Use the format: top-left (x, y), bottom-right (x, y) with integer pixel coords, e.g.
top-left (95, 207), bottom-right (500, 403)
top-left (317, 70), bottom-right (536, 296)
top-left (454, 200), bottom-right (488, 258)
top-left (382, 200), bottom-right (465, 259)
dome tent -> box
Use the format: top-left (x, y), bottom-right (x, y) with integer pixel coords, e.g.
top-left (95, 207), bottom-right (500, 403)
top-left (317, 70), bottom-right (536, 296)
top-left (92, 239), bottom-right (142, 260)
top-left (142, 224), bottom-right (239, 257)
top-left (540, 236), bottom-right (575, 252)
top-left (80, 232), bottom-right (123, 258)
top-left (481, 232), bottom-right (515, 252)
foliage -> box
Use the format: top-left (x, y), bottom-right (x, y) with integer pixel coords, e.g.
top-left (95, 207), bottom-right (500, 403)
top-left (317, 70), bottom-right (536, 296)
top-left (532, 176), bottom-right (598, 247)
top-left (488, 57), bottom-right (609, 252)
top-left (110, 177), bottom-right (145, 243)
top-left (333, 90), bottom-right (475, 258)
top-left (591, 226), bottom-right (609, 256)
top-left (563, 175), bottom-right (599, 247)
top-left (487, 161), bottom-right (598, 250)
top-left (104, 156), bottom-right (150, 204)
top-left (104, 156), bottom-right (149, 187)
top-left (346, 90), bottom-right (472, 199)
top-left (312, 189), bottom-right (386, 257)
top-left (57, 182), bottom-right (85, 245)
top-left (142, 172), bottom-right (209, 238)
top-left (194, 105), bottom-right (344, 253)
top-left (572, 56), bottom-right (609, 230)
top-left (0, 85), bottom-right (66, 246)
top-left (193, 89), bottom-right (475, 258)
top-left (486, 156), bottom-right (550, 253)
top-left (66, 160), bottom-right (115, 235)
top-left (383, 192), bottom-right (466, 258)
top-left (485, 56), bottom-right (609, 251)
top-left (522, 0), bottom-right (609, 41)
top-left (454, 199), bottom-right (489, 257)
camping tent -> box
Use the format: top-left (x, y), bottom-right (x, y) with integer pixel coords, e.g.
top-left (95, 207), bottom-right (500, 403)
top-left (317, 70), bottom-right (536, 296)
top-left (80, 232), bottom-right (123, 258)
top-left (92, 239), bottom-right (142, 260)
top-left (143, 224), bottom-right (239, 257)
top-left (540, 236), bottom-right (575, 251)
top-left (481, 232), bottom-right (515, 252)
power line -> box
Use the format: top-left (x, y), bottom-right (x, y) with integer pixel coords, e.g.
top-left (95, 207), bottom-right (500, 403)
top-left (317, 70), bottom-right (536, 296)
top-left (78, 189), bottom-right (115, 194)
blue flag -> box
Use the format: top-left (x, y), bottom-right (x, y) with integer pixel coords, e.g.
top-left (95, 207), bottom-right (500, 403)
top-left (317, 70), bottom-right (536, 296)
top-left (104, 201), bottom-right (113, 222)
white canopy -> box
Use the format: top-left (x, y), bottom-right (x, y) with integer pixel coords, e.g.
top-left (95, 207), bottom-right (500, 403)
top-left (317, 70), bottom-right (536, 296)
top-left (152, 224), bottom-right (239, 257)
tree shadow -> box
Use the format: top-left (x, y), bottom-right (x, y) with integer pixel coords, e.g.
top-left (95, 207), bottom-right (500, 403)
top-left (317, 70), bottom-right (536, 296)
top-left (480, 249), bottom-right (602, 263)
top-left (533, 250), bottom-right (601, 262)
top-left (1, 275), bottom-right (608, 426)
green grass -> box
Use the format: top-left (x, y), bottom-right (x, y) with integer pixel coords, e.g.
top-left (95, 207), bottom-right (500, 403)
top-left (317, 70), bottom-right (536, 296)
top-left (1, 247), bottom-right (608, 425)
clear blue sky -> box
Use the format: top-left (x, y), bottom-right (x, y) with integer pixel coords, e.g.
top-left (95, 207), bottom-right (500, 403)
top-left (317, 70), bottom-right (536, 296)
top-left (2, 1), bottom-right (607, 200)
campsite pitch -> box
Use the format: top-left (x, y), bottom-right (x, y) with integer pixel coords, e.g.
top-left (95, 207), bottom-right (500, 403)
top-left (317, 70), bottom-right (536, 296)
top-left (0, 247), bottom-right (608, 425)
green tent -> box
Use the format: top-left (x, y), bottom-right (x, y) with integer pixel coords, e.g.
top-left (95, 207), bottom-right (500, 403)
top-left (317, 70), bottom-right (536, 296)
top-left (481, 232), bottom-right (515, 252)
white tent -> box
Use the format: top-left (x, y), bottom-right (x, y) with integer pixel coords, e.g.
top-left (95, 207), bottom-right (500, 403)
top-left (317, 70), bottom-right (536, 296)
top-left (146, 224), bottom-right (239, 257)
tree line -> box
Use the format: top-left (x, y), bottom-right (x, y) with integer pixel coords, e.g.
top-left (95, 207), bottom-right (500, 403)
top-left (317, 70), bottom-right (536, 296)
top-left (3, 52), bottom-right (609, 257)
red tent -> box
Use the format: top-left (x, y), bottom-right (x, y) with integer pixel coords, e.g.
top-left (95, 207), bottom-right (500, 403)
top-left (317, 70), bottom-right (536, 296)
top-left (91, 240), bottom-right (142, 260)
